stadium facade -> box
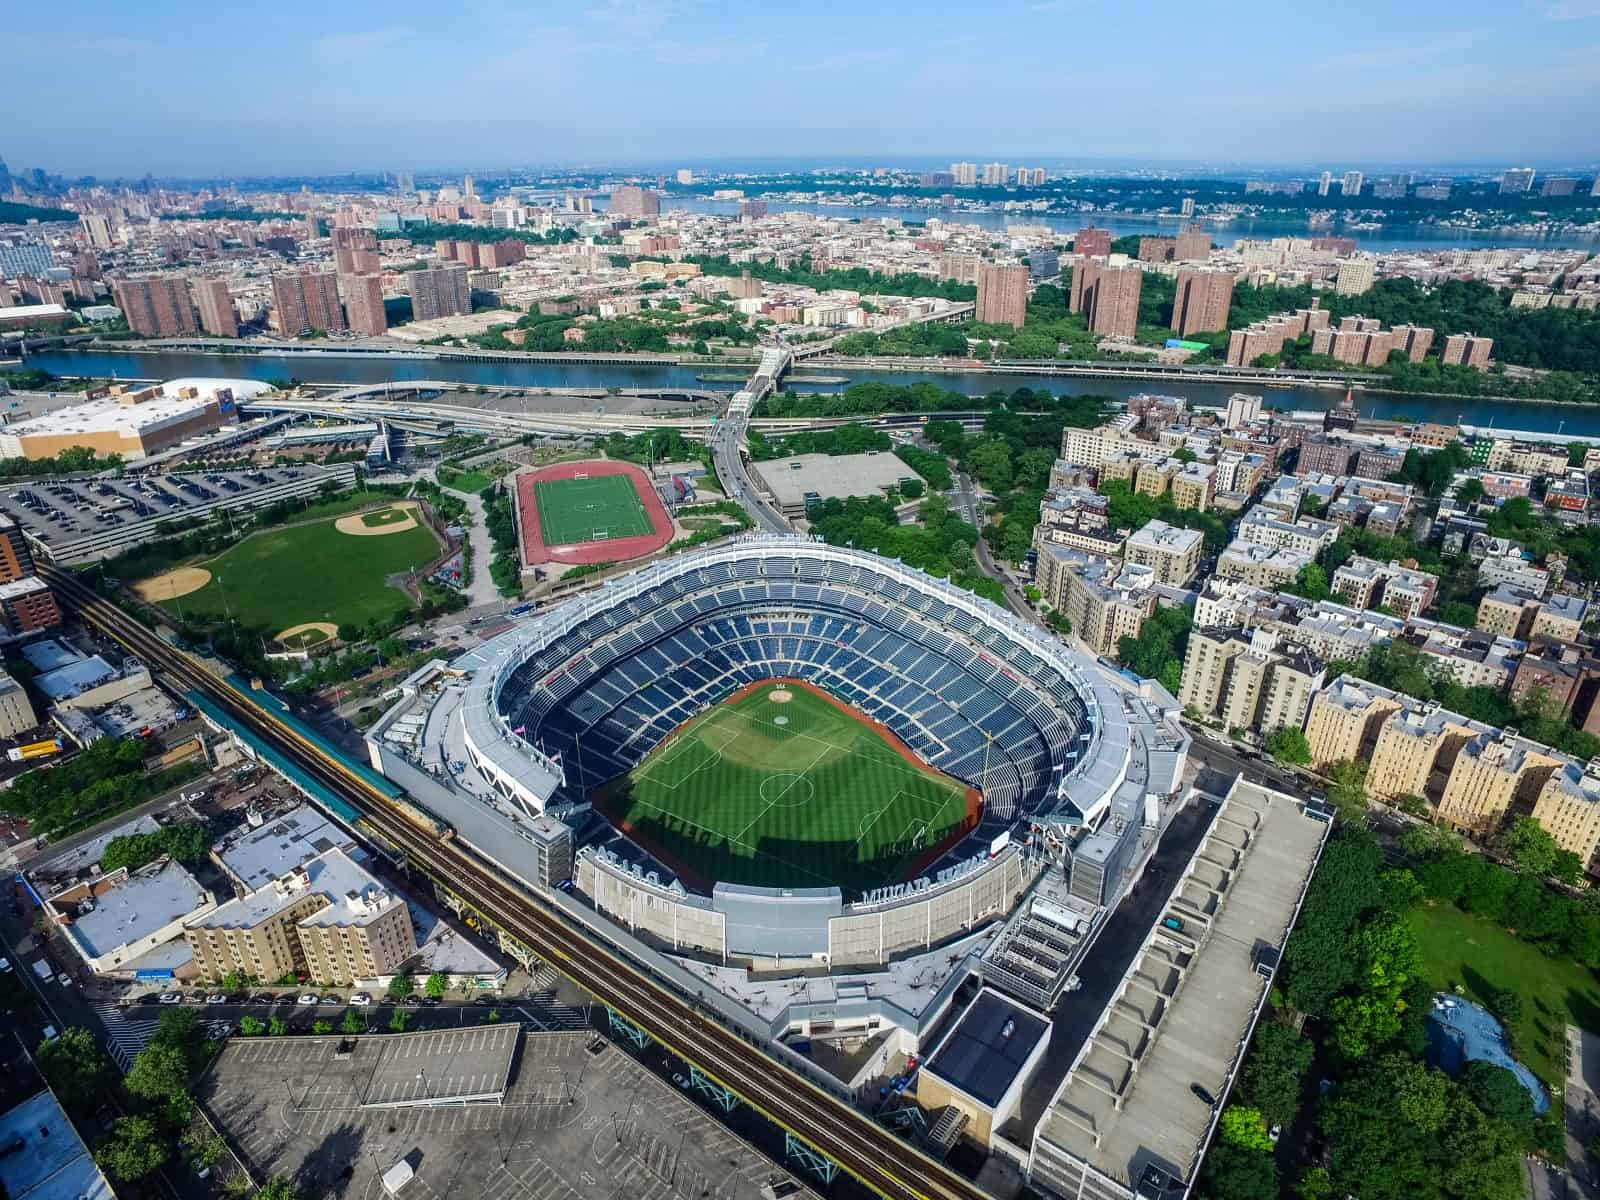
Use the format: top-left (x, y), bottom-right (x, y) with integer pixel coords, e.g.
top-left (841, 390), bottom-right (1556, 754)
top-left (424, 537), bottom-right (1189, 971)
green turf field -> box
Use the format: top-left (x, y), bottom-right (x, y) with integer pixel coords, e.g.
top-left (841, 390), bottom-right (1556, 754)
top-left (535, 473), bottom-right (654, 547)
top-left (600, 683), bottom-right (974, 894)
top-left (154, 510), bottom-right (440, 633)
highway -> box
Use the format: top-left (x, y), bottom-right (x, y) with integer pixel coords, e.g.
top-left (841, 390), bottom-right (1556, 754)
top-left (43, 565), bottom-right (983, 1200)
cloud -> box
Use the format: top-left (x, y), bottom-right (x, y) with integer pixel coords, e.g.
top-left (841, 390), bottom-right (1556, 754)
top-left (309, 27), bottom-right (414, 59)
top-left (1535, 0), bottom-right (1600, 17)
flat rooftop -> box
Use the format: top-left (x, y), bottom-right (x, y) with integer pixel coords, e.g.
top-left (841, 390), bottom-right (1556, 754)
top-left (755, 450), bottom-right (922, 508)
top-left (1032, 780), bottom-right (1328, 1196)
top-left (0, 1091), bottom-right (115, 1200)
top-left (201, 1029), bottom-right (816, 1200)
top-left (214, 802), bottom-right (354, 891)
top-left (925, 989), bottom-right (1050, 1109)
top-left (65, 858), bottom-right (211, 960)
top-left (192, 845), bottom-right (398, 932)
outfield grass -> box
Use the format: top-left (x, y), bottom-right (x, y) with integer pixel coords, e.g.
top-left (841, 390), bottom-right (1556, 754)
top-left (158, 516), bottom-right (440, 632)
top-left (536, 473), bottom-right (653, 547)
top-left (599, 682), bottom-right (974, 894)
top-left (1407, 902), bottom-right (1600, 1086)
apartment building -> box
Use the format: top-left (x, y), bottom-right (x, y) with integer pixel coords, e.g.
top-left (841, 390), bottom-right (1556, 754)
top-left (1435, 734), bottom-right (1561, 839)
top-left (1217, 540), bottom-right (1312, 589)
top-left (1170, 464), bottom-right (1216, 511)
top-left (0, 669), bottom-right (36, 738)
top-left (1303, 678), bottom-right (1403, 768)
top-left (1058, 419), bottom-right (1169, 471)
top-left (339, 273), bottom-right (387, 336)
top-left (110, 276), bottom-right (199, 338)
top-left (1335, 256), bottom-right (1376, 296)
top-left (976, 263), bottom-right (1029, 329)
top-left (1226, 305), bottom-right (1331, 367)
top-left (610, 186), bottom-right (661, 217)
top-left (1477, 584), bottom-right (1584, 640)
top-left (1532, 761), bottom-right (1600, 866)
top-left (1034, 545), bottom-right (1157, 655)
top-left (1073, 226), bottom-right (1111, 257)
top-left (270, 269), bottom-right (346, 336)
top-left (1125, 521), bottom-right (1204, 586)
top-left (407, 263), bottom-right (472, 322)
top-left (1070, 260), bottom-right (1141, 340)
top-left (1441, 333), bottom-right (1494, 369)
top-left (1179, 626), bottom-right (1324, 737)
top-left (1134, 459), bottom-right (1180, 498)
top-left (1236, 506), bottom-right (1340, 556)
top-left (1367, 706), bottom-right (1482, 804)
top-left (1170, 268), bottom-right (1235, 337)
top-left (190, 278), bottom-right (239, 338)
top-left (1034, 491), bottom-right (1127, 557)
top-left (1330, 556), bottom-right (1438, 618)
top-left (184, 848), bottom-right (415, 986)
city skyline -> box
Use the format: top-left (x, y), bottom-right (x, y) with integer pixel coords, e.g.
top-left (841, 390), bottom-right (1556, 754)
top-left (9, 0), bottom-right (1600, 176)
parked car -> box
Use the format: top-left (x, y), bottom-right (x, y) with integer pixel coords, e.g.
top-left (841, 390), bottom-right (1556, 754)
top-left (206, 993), bottom-right (226, 1005)
top-left (158, 992), bottom-right (183, 1005)
top-left (251, 993), bottom-right (276, 1005)
top-left (350, 993), bottom-right (371, 1007)
top-left (320, 995), bottom-right (341, 1006)
top-left (0, 959), bottom-right (10, 973)
top-left (401, 996), bottom-right (422, 1007)
top-left (56, 974), bottom-right (75, 988)
top-left (472, 996), bottom-right (495, 1007)
top-left (1190, 1083), bottom-right (1217, 1106)
top-left (297, 994), bottom-right (319, 1006)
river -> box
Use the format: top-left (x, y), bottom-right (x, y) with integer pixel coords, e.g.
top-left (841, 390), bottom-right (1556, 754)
top-left (22, 348), bottom-right (1600, 437)
top-left (642, 198), bottom-right (1600, 255)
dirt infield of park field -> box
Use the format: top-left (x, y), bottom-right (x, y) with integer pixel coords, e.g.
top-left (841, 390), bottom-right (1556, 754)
top-left (132, 566), bottom-right (213, 602)
top-left (334, 501), bottom-right (420, 537)
top-left (276, 621), bottom-right (339, 648)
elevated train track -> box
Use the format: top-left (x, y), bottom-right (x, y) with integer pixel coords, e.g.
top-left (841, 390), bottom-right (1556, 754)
top-left (42, 564), bottom-right (989, 1200)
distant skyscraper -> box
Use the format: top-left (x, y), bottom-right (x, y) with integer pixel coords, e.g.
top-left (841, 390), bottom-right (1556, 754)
top-left (339, 273), bottom-right (387, 336)
top-left (110, 276), bottom-right (198, 338)
top-left (1341, 170), bottom-right (1364, 197)
top-left (271, 268), bottom-right (345, 336)
top-left (190, 278), bottom-right (239, 338)
top-left (951, 162), bottom-right (978, 186)
top-left (0, 157), bottom-right (11, 197)
top-left (1180, 197), bottom-right (1195, 217)
top-left (1592, 176), bottom-right (1600, 198)
top-left (1541, 176), bottom-right (1578, 197)
top-left (980, 162), bottom-right (1009, 186)
top-left (80, 214), bottom-right (113, 250)
top-left (1171, 268), bottom-right (1234, 337)
top-left (463, 173), bottom-right (475, 198)
top-left (610, 186), bottom-right (661, 218)
top-left (407, 263), bottom-right (471, 322)
top-left (738, 200), bottom-right (768, 220)
top-left (676, 168), bottom-right (694, 185)
top-left (1499, 167), bottom-right (1536, 194)
top-left (1318, 171), bottom-right (1332, 196)
top-left (1073, 225), bottom-right (1112, 258)
top-left (976, 263), bottom-right (1029, 328)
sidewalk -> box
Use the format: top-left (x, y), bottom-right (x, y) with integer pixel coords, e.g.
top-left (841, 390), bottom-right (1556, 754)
top-left (434, 473), bottom-right (503, 609)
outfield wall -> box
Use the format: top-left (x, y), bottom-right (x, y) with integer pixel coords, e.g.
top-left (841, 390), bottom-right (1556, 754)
top-left (577, 842), bottom-right (1042, 967)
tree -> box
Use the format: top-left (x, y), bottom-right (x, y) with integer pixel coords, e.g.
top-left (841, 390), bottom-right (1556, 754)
top-left (425, 971), bottom-right (449, 999)
top-left (1326, 759), bottom-right (1369, 822)
top-left (1238, 1021), bottom-right (1313, 1126)
top-left (255, 1177), bottom-right (303, 1200)
top-left (387, 973), bottom-right (415, 1001)
top-left (97, 1115), bottom-right (170, 1183)
top-left (312, 1019), bottom-right (333, 1035)
top-left (1460, 1061), bottom-right (1535, 1142)
top-left (1499, 816), bottom-right (1562, 878)
top-left (1198, 1140), bottom-right (1278, 1200)
top-left (1266, 727), bottom-right (1312, 765)
top-left (35, 1026), bottom-right (111, 1110)
top-left (1289, 562), bottom-right (1331, 601)
top-left (1220, 1105), bottom-right (1276, 1151)
top-left (126, 1042), bottom-right (191, 1103)
top-left (341, 1009), bottom-right (365, 1035)
top-left (1297, 1166), bottom-right (1334, 1200)
top-left (238, 1015), bottom-right (265, 1037)
top-left (268, 1016), bottom-right (288, 1036)
top-left (183, 1127), bottom-right (227, 1168)
top-left (390, 1009), bottom-right (413, 1033)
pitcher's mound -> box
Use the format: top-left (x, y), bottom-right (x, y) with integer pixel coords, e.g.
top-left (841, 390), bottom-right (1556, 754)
top-left (277, 621), bottom-right (339, 650)
top-left (336, 501), bottom-right (420, 537)
top-left (133, 566), bottom-right (211, 602)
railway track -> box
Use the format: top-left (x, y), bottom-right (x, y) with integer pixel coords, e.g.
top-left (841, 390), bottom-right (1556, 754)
top-left (45, 566), bottom-right (992, 1200)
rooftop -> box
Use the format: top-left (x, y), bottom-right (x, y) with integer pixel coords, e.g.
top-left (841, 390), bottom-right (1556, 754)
top-left (1126, 521), bottom-right (1202, 555)
top-left (925, 988), bottom-right (1050, 1108)
top-left (213, 802), bottom-right (353, 891)
top-left (191, 846), bottom-right (399, 932)
top-left (62, 858), bottom-right (213, 961)
top-left (754, 450), bottom-right (923, 508)
top-left (0, 1091), bottom-right (114, 1200)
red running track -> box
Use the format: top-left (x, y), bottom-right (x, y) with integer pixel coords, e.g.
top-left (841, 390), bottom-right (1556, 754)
top-left (515, 459), bottom-right (674, 567)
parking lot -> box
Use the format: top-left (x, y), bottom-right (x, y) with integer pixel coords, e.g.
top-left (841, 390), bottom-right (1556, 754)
top-left (201, 1027), bottom-right (815, 1200)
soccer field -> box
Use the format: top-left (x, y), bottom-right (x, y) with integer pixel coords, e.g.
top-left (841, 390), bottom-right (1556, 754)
top-left (598, 682), bottom-right (977, 895)
top-left (535, 474), bottom-right (654, 547)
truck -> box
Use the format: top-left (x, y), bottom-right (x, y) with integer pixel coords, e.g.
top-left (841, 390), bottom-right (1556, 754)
top-left (7, 738), bottom-right (62, 763)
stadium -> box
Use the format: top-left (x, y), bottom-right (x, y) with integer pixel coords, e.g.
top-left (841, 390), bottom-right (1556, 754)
top-left (449, 536), bottom-right (1190, 972)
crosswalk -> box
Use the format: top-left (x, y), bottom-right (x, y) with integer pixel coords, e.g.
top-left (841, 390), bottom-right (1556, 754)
top-left (516, 992), bottom-right (588, 1032)
top-left (91, 1001), bottom-right (160, 1071)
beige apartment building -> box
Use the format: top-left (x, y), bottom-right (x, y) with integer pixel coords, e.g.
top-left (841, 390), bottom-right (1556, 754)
top-left (1477, 585), bottom-right (1587, 642)
top-left (184, 848), bottom-right (414, 986)
top-left (1170, 464), bottom-right (1216, 511)
top-left (1179, 627), bottom-right (1324, 737)
top-left (1531, 760), bottom-right (1600, 866)
top-left (1035, 545), bottom-right (1156, 655)
top-left (1125, 521), bottom-right (1203, 586)
top-left (1303, 679), bottom-right (1403, 768)
top-left (1366, 707), bottom-right (1482, 804)
top-left (1435, 735), bottom-right (1561, 839)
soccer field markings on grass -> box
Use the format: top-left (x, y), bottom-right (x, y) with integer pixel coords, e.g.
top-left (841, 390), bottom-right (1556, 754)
top-left (633, 723), bottom-right (739, 792)
top-left (729, 739), bottom-right (835, 843)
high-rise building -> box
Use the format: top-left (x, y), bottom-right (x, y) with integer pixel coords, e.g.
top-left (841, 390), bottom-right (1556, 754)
top-left (1441, 333), bottom-right (1493, 369)
top-left (1335, 255), bottom-right (1376, 295)
top-left (1341, 170), bottom-right (1364, 197)
top-left (951, 162), bottom-right (978, 186)
top-left (1073, 225), bottom-right (1111, 258)
top-left (1499, 167), bottom-right (1536, 194)
top-left (331, 226), bottom-right (380, 275)
top-left (1028, 167), bottom-right (1047, 186)
top-left (339, 273), bottom-right (387, 336)
top-left (1180, 196), bottom-right (1195, 217)
top-left (190, 278), bottom-right (239, 338)
top-left (0, 517), bottom-right (38, 585)
top-left (1174, 229), bottom-right (1212, 262)
top-left (270, 268), bottom-right (346, 336)
top-left (1073, 260), bottom-right (1141, 340)
top-left (407, 263), bottom-right (471, 321)
top-left (676, 168), bottom-right (694, 185)
top-left (981, 162), bottom-right (1009, 186)
top-left (1318, 171), bottom-right (1333, 196)
top-left (1591, 176), bottom-right (1600, 198)
top-left (1541, 176), bottom-right (1578, 198)
top-left (110, 276), bottom-right (198, 338)
top-left (0, 576), bottom-right (60, 636)
top-left (738, 199), bottom-right (768, 220)
top-left (1170, 267), bottom-right (1234, 337)
top-left (610, 185), bottom-right (661, 218)
top-left (463, 173), bottom-right (475, 198)
top-left (80, 213), bottom-right (113, 249)
top-left (976, 263), bottom-right (1029, 328)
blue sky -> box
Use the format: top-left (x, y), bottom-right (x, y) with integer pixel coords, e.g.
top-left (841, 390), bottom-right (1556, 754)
top-left (9, 0), bottom-right (1600, 176)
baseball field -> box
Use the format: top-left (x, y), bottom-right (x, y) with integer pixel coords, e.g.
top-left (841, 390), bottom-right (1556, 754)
top-left (596, 681), bottom-right (979, 895)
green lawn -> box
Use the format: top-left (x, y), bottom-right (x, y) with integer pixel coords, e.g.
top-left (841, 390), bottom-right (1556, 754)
top-left (158, 513), bottom-right (440, 633)
top-left (535, 473), bottom-right (653, 547)
top-left (1407, 902), bottom-right (1600, 1087)
top-left (598, 683), bottom-right (974, 894)
top-left (438, 466), bottom-right (493, 493)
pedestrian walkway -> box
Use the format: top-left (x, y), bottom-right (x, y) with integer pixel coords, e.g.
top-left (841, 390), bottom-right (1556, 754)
top-left (435, 472), bottom-right (504, 608)
top-left (516, 992), bottom-right (588, 1032)
top-left (92, 1000), bottom-right (160, 1071)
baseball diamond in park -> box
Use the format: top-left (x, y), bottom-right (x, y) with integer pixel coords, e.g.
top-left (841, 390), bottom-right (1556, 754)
top-left (515, 460), bottom-right (673, 568)
top-left (595, 680), bottom-right (981, 894)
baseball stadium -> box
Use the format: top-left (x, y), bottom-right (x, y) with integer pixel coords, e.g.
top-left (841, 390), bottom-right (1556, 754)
top-left (442, 537), bottom-right (1190, 972)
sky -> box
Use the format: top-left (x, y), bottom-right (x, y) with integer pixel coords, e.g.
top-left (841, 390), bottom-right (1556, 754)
top-left (8, 0), bottom-right (1600, 177)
